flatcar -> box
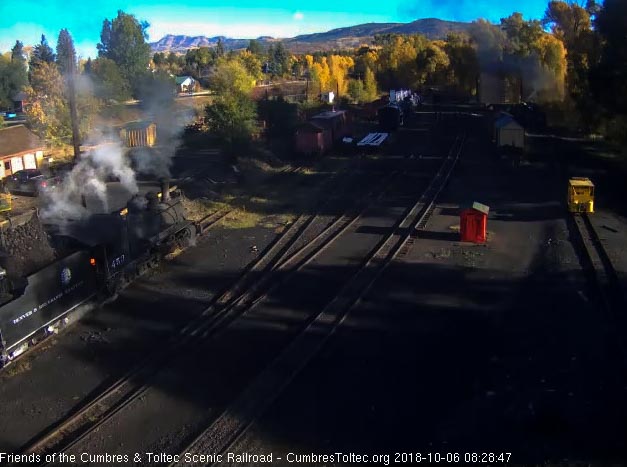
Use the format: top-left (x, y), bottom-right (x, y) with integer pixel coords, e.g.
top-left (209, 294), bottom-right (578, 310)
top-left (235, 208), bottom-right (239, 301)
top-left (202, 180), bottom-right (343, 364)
top-left (0, 186), bottom-right (197, 367)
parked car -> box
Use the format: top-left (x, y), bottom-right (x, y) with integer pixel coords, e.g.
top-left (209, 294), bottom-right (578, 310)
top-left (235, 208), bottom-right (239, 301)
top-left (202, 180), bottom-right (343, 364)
top-left (3, 169), bottom-right (57, 196)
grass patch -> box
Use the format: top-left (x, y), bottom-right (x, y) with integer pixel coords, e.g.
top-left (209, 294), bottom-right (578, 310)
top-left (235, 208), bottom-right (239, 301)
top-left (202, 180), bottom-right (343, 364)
top-left (181, 196), bottom-right (229, 222)
top-left (299, 167), bottom-right (318, 175)
top-left (260, 213), bottom-right (297, 229)
top-left (217, 208), bottom-right (264, 229)
top-left (249, 196), bottom-right (271, 205)
top-left (2, 359), bottom-right (32, 378)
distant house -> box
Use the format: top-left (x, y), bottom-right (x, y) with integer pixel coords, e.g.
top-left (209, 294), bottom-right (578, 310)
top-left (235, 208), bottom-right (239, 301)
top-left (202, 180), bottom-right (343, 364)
top-left (175, 76), bottom-right (196, 93)
top-left (0, 125), bottom-right (45, 178)
top-left (494, 114), bottom-right (524, 149)
top-left (11, 92), bottom-right (29, 113)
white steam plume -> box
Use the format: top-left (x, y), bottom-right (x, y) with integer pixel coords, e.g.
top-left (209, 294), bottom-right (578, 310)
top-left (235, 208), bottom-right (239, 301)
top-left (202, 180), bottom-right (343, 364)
top-left (41, 138), bottom-right (138, 221)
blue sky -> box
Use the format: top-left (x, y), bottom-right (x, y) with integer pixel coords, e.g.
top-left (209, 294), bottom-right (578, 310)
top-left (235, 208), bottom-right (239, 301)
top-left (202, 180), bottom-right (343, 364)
top-left (0, 0), bottom-right (549, 59)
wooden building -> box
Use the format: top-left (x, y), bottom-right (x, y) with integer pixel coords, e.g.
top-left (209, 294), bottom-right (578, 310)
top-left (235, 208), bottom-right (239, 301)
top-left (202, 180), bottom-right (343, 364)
top-left (0, 125), bottom-right (44, 178)
top-left (295, 110), bottom-right (351, 156)
top-left (295, 122), bottom-right (331, 156)
top-left (119, 121), bottom-right (157, 148)
top-left (310, 110), bottom-right (351, 142)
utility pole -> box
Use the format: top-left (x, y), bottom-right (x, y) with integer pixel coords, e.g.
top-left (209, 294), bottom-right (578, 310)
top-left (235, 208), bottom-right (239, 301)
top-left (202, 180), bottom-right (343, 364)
top-left (57, 29), bottom-right (81, 159)
top-left (67, 58), bottom-right (80, 159)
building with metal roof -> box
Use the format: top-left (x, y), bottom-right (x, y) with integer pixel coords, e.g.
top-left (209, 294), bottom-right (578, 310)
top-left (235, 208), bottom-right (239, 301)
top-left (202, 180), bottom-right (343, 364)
top-left (0, 125), bottom-right (45, 178)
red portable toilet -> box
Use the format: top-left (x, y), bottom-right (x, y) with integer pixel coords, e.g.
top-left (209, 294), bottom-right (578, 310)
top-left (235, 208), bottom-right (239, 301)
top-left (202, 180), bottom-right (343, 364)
top-left (460, 202), bottom-right (490, 243)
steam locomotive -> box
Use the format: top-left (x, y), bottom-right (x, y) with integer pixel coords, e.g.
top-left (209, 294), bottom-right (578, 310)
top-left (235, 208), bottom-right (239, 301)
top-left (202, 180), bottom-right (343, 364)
top-left (0, 185), bottom-right (197, 367)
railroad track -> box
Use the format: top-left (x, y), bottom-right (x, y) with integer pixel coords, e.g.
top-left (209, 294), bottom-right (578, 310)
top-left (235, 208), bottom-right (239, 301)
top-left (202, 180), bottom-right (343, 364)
top-left (171, 133), bottom-right (467, 466)
top-left (571, 212), bottom-right (626, 320)
top-left (195, 209), bottom-right (234, 234)
top-left (16, 167), bottom-right (400, 465)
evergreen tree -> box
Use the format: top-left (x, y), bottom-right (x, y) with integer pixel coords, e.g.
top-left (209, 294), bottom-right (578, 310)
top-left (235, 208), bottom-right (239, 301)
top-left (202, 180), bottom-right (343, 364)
top-left (215, 38), bottom-right (225, 58)
top-left (30, 34), bottom-right (56, 69)
top-left (592, 0), bottom-right (627, 114)
top-left (0, 54), bottom-right (27, 107)
top-left (55, 28), bottom-right (80, 157)
top-left (97, 10), bottom-right (151, 96)
top-left (56, 29), bottom-right (77, 75)
top-left (247, 39), bottom-right (263, 56)
top-left (272, 42), bottom-right (289, 76)
top-left (11, 40), bottom-right (26, 64)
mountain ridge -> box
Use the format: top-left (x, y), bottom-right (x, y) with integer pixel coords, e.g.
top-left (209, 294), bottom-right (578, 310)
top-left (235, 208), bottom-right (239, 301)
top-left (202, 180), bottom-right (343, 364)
top-left (150, 18), bottom-right (472, 53)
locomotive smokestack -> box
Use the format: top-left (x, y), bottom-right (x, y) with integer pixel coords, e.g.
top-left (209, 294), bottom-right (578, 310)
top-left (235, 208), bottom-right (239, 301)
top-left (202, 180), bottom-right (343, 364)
top-left (160, 179), bottom-right (170, 203)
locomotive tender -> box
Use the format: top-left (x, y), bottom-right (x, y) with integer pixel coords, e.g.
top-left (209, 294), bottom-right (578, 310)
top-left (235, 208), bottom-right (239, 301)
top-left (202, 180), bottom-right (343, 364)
top-left (0, 185), bottom-right (197, 367)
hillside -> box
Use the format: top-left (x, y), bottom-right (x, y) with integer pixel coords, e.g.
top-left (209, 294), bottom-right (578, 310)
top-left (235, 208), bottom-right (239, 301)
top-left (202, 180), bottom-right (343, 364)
top-left (150, 35), bottom-right (265, 53)
top-left (149, 18), bottom-right (472, 53)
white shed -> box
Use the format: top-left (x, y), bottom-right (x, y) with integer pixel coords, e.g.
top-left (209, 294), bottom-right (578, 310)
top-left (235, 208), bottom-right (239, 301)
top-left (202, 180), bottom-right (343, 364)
top-left (321, 91), bottom-right (335, 104)
top-left (494, 114), bottom-right (524, 149)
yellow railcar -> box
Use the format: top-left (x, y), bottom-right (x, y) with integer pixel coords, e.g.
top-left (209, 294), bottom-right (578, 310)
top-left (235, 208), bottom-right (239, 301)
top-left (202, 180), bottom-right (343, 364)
top-left (119, 121), bottom-right (157, 148)
top-left (568, 177), bottom-right (594, 213)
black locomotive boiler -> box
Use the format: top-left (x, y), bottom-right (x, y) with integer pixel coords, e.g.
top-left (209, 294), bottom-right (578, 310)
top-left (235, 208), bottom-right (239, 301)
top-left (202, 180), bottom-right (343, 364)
top-left (0, 184), bottom-right (197, 366)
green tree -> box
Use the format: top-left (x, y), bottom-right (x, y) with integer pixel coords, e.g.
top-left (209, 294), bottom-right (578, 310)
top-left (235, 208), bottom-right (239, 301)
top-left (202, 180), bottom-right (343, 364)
top-left (56, 28), bottom-right (80, 157)
top-left (0, 54), bottom-right (27, 107)
top-left (501, 12), bottom-right (543, 57)
top-left (210, 58), bottom-right (256, 95)
top-left (183, 47), bottom-right (214, 78)
top-left (205, 93), bottom-right (257, 156)
top-left (591, 0), bottom-right (627, 115)
top-left (247, 39), bottom-right (263, 56)
top-left (30, 35), bottom-right (56, 71)
top-left (153, 52), bottom-right (166, 67)
top-left (90, 57), bottom-right (131, 101)
top-left (444, 33), bottom-right (480, 96)
top-left (269, 42), bottom-right (289, 77)
top-left (205, 56), bottom-right (257, 156)
top-left (257, 97), bottom-right (298, 137)
top-left (543, 1), bottom-right (597, 108)
top-left (238, 51), bottom-right (263, 82)
top-left (415, 41), bottom-right (450, 85)
top-left (56, 29), bottom-right (77, 75)
top-left (26, 60), bottom-right (98, 146)
top-left (215, 38), bottom-right (225, 58)
top-left (97, 10), bottom-right (151, 96)
top-left (11, 40), bottom-right (26, 65)
top-left (363, 66), bottom-right (378, 101)
top-left (25, 61), bottom-right (71, 145)
top-left (347, 79), bottom-right (364, 103)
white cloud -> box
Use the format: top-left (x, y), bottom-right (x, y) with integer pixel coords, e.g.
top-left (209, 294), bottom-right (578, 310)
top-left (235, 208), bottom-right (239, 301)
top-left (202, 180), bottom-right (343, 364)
top-left (293, 12), bottom-right (304, 21)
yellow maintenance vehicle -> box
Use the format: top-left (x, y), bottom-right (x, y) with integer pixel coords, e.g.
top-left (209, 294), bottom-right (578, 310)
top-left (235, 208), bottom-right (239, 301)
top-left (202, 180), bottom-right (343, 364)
top-left (568, 177), bottom-right (594, 213)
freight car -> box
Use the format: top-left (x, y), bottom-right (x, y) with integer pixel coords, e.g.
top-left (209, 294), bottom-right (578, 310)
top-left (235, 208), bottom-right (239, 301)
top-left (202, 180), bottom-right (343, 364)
top-left (378, 104), bottom-right (403, 132)
top-left (0, 186), bottom-right (197, 367)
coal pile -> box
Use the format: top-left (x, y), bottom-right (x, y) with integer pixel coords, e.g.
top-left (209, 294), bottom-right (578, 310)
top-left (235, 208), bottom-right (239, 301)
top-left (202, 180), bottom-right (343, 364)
top-left (0, 213), bottom-right (56, 278)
